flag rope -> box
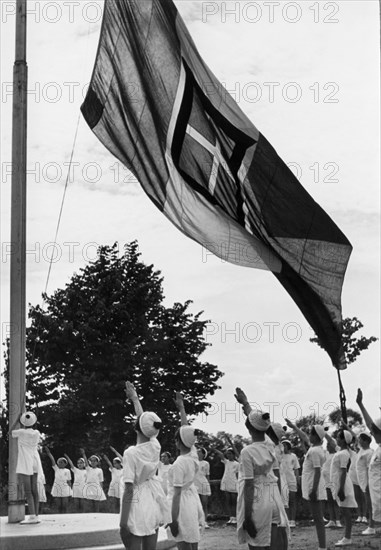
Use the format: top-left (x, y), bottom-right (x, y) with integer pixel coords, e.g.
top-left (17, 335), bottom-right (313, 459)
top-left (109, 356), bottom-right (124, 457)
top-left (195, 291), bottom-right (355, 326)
top-left (337, 368), bottom-right (348, 424)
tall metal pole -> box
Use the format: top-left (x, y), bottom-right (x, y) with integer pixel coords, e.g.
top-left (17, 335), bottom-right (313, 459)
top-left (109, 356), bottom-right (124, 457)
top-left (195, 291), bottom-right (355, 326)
top-left (8, 0), bottom-right (27, 523)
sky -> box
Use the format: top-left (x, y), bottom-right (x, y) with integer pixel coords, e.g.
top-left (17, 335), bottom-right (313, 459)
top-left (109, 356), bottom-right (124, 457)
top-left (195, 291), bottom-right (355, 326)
top-left (0, 0), bottom-right (380, 439)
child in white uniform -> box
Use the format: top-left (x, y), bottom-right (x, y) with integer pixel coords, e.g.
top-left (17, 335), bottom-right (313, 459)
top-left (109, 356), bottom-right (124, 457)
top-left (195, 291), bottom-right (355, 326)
top-left (12, 411), bottom-right (43, 524)
top-left (356, 389), bottom-right (381, 527)
top-left (356, 433), bottom-right (375, 533)
top-left (120, 381), bottom-right (168, 550)
top-left (65, 454), bottom-right (87, 512)
top-left (46, 449), bottom-right (72, 513)
top-left (194, 448), bottom-right (211, 527)
top-left (166, 392), bottom-right (204, 550)
top-left (158, 451), bottom-right (172, 495)
top-left (214, 437), bottom-right (239, 525)
top-left (81, 451), bottom-right (106, 512)
top-left (282, 440), bottom-right (300, 527)
top-left (103, 454), bottom-right (123, 513)
top-left (330, 429), bottom-right (357, 546)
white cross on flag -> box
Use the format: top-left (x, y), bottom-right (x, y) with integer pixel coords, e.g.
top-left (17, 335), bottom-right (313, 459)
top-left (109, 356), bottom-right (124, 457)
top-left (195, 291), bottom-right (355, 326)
top-left (82, 0), bottom-right (352, 368)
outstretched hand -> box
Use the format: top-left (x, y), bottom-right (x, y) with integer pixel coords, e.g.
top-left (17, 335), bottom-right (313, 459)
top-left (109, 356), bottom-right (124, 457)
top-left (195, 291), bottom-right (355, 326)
top-left (284, 418), bottom-right (295, 429)
top-left (234, 387), bottom-right (248, 405)
top-left (174, 391), bottom-right (184, 410)
top-left (125, 381), bottom-right (138, 401)
top-left (356, 388), bottom-right (363, 405)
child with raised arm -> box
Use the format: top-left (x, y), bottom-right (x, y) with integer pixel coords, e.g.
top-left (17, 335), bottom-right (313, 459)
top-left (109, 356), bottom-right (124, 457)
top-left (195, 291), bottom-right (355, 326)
top-left (213, 436), bottom-right (239, 525)
top-left (64, 453), bottom-right (87, 512)
top-left (81, 449), bottom-right (106, 512)
top-left (166, 392), bottom-right (204, 550)
top-left (103, 453), bottom-right (123, 513)
top-left (282, 440), bottom-right (300, 528)
top-left (356, 388), bottom-right (381, 527)
top-left (234, 387), bottom-right (290, 549)
top-left (45, 447), bottom-right (72, 513)
top-left (119, 381), bottom-right (167, 550)
top-left (11, 412), bottom-right (43, 524)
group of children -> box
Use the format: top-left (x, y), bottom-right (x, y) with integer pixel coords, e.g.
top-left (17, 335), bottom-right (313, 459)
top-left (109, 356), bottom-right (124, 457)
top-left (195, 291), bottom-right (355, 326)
top-left (11, 384), bottom-right (381, 550)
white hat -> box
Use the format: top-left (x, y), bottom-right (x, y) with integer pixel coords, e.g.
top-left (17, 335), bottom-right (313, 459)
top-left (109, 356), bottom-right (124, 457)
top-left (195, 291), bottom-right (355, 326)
top-left (139, 411), bottom-right (162, 439)
top-left (57, 457), bottom-right (68, 466)
top-left (179, 425), bottom-right (198, 448)
top-left (248, 410), bottom-right (271, 431)
top-left (313, 425), bottom-right (326, 441)
top-left (20, 412), bottom-right (37, 427)
top-left (269, 422), bottom-right (286, 441)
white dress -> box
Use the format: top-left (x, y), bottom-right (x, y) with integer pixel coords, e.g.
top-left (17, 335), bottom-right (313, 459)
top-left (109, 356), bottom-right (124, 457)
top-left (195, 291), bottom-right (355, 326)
top-left (301, 445), bottom-right (326, 501)
top-left (108, 467), bottom-right (123, 498)
top-left (11, 429), bottom-right (43, 476)
top-left (220, 458), bottom-right (239, 492)
top-left (282, 453), bottom-right (300, 492)
top-left (158, 462), bottom-right (171, 494)
top-left (84, 466), bottom-right (106, 501)
top-left (356, 448), bottom-right (373, 492)
top-left (330, 449), bottom-right (357, 508)
top-left (237, 442), bottom-right (289, 547)
top-left (167, 447), bottom-right (205, 543)
top-left (72, 467), bottom-right (87, 499)
top-left (121, 438), bottom-right (168, 536)
top-left (194, 460), bottom-right (211, 496)
top-left (51, 466), bottom-right (73, 497)
top-left (322, 452), bottom-right (334, 491)
top-left (368, 444), bottom-right (381, 522)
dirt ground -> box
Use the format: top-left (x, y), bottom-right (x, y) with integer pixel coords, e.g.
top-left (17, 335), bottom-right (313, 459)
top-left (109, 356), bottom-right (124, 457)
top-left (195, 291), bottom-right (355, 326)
top-left (199, 520), bottom-right (381, 550)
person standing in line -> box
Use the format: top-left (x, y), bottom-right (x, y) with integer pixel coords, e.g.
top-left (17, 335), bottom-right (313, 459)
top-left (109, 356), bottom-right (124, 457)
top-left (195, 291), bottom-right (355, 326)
top-left (45, 449), bottom-right (73, 513)
top-left (301, 425), bottom-right (327, 550)
top-left (64, 454), bottom-right (87, 512)
top-left (356, 432), bottom-right (375, 534)
top-left (119, 381), bottom-right (167, 550)
top-left (166, 391), bottom-right (205, 550)
top-left (234, 387), bottom-right (290, 549)
top-left (330, 429), bottom-right (357, 547)
top-left (282, 440), bottom-right (300, 528)
top-left (81, 450), bottom-right (106, 512)
top-left (11, 411), bottom-right (43, 524)
top-left (321, 436), bottom-right (341, 529)
top-left (103, 454), bottom-right (123, 513)
top-left (356, 389), bottom-right (381, 529)
top-left (158, 451), bottom-right (172, 495)
top-left (214, 436), bottom-right (239, 525)
top-left (194, 447), bottom-right (211, 528)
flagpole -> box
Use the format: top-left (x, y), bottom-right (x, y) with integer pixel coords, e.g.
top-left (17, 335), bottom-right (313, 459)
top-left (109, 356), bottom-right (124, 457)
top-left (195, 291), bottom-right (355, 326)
top-left (8, 0), bottom-right (27, 523)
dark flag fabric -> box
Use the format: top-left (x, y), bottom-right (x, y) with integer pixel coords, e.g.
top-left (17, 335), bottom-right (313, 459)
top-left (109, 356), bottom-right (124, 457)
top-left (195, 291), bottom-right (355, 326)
top-left (81, 0), bottom-right (352, 368)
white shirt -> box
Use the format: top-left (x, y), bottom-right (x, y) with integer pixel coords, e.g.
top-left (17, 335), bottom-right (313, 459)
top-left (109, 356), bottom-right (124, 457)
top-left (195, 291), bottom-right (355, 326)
top-left (12, 428), bottom-right (42, 475)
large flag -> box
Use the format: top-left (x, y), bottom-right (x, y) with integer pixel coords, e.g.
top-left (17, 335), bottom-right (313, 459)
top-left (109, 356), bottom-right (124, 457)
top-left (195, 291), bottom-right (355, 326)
top-left (81, 0), bottom-right (352, 368)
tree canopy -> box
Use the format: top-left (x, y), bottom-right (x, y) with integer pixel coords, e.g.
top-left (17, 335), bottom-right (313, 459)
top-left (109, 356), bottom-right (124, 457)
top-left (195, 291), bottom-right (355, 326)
top-left (310, 316), bottom-right (377, 366)
top-left (4, 242), bottom-right (223, 457)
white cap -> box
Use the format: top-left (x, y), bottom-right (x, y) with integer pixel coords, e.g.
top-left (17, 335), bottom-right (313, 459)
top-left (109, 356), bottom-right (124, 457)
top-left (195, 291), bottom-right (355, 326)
top-left (139, 411), bottom-right (162, 439)
top-left (247, 410), bottom-right (271, 431)
top-left (20, 412), bottom-right (37, 427)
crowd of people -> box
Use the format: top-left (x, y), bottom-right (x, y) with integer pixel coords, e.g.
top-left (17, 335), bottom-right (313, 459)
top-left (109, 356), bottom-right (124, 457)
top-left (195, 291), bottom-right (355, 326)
top-left (11, 384), bottom-right (381, 550)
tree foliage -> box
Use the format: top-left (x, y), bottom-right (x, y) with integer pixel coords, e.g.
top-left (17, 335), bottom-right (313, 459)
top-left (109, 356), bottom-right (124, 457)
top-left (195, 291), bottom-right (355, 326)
top-left (328, 407), bottom-right (362, 428)
top-left (4, 242), bottom-right (223, 458)
top-left (310, 316), bottom-right (377, 366)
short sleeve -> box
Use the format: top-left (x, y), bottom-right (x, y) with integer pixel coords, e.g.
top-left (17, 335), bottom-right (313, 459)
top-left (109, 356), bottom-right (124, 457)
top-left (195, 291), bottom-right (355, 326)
top-left (11, 429), bottom-right (21, 438)
top-left (98, 468), bottom-right (104, 482)
top-left (240, 448), bottom-right (254, 480)
top-left (65, 469), bottom-right (71, 480)
top-left (172, 460), bottom-right (186, 487)
top-left (338, 451), bottom-right (350, 469)
top-left (310, 447), bottom-right (324, 468)
top-left (53, 465), bottom-right (59, 473)
top-left (292, 454), bottom-right (300, 469)
top-left (123, 449), bottom-right (136, 484)
top-left (204, 461), bottom-right (210, 476)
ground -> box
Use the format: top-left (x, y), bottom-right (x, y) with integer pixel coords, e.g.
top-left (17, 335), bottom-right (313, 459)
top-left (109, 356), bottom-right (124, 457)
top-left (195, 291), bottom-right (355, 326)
top-left (199, 520), bottom-right (381, 550)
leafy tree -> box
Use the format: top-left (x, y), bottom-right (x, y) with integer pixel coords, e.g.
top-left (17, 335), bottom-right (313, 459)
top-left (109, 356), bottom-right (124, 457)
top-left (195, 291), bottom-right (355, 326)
top-left (3, 242), bottom-right (223, 458)
top-left (310, 316), bottom-right (378, 366)
top-left (328, 407), bottom-right (362, 428)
